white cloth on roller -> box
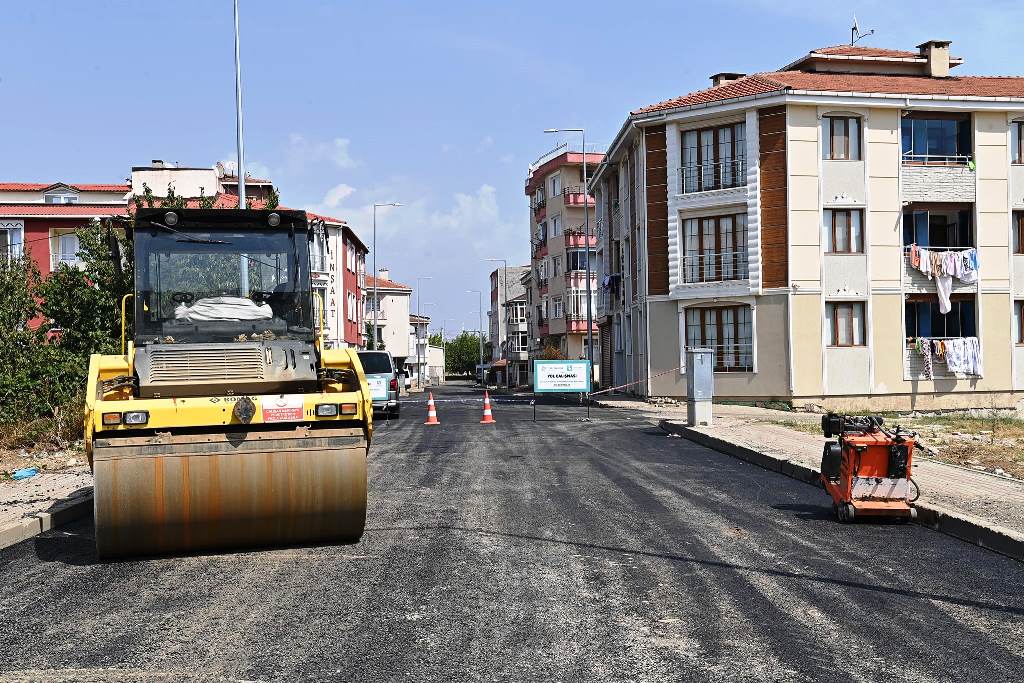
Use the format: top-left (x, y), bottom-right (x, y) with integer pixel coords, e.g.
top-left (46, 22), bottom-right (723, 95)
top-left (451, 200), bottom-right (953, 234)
top-left (174, 296), bottom-right (273, 322)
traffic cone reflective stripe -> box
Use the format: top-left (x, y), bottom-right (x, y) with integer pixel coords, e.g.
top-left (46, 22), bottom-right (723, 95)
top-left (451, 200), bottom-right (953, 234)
top-left (480, 391), bottom-right (496, 424)
top-left (424, 392), bottom-right (440, 425)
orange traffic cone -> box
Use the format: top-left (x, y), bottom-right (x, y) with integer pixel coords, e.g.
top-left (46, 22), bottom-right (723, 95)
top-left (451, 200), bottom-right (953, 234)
top-left (480, 391), bottom-right (496, 424)
top-left (424, 393), bottom-right (440, 426)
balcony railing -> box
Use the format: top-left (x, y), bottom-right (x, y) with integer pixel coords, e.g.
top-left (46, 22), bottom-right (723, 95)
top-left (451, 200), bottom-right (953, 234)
top-left (50, 254), bottom-right (83, 269)
top-left (904, 336), bottom-right (981, 379)
top-left (561, 185), bottom-right (594, 206)
top-left (681, 250), bottom-right (749, 284)
top-left (678, 157), bottom-right (747, 194)
top-left (901, 153), bottom-right (972, 165)
top-left (688, 343), bottom-right (754, 372)
top-left (564, 227), bottom-right (597, 247)
top-left (310, 254), bottom-right (328, 273)
top-left (532, 197), bottom-right (547, 214)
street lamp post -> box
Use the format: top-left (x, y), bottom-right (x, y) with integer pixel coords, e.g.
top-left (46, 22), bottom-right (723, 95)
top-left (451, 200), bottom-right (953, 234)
top-left (371, 202), bottom-right (402, 350)
top-left (416, 276), bottom-right (433, 388)
top-left (232, 0), bottom-right (246, 207)
top-left (544, 128), bottom-right (594, 381)
top-left (486, 258), bottom-right (509, 389)
top-left (467, 289), bottom-right (483, 383)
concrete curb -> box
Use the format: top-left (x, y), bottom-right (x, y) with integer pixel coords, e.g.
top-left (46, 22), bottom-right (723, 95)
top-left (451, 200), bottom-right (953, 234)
top-left (659, 419), bottom-right (1024, 563)
top-left (0, 494), bottom-right (92, 552)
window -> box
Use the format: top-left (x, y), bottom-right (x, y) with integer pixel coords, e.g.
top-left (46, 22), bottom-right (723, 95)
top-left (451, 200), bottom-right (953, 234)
top-left (1016, 301), bottom-right (1024, 344)
top-left (680, 122), bottom-right (746, 193)
top-left (509, 301), bottom-right (526, 324)
top-left (566, 248), bottom-right (594, 272)
top-left (826, 302), bottom-right (866, 346)
top-left (550, 174), bottom-right (561, 196)
top-left (1015, 213), bottom-right (1024, 254)
top-left (901, 115), bottom-right (971, 163)
top-left (552, 296), bottom-right (563, 318)
top-left (902, 209), bottom-right (972, 248)
top-left (550, 215), bottom-right (561, 236)
top-left (346, 243), bottom-right (355, 271)
top-left (538, 222), bottom-right (548, 242)
top-left (825, 209), bottom-right (864, 253)
top-left (346, 292), bottom-right (356, 322)
top-left (822, 116), bottom-right (861, 160)
top-left (567, 290), bottom-right (592, 319)
top-left (511, 331), bottom-right (529, 352)
top-left (682, 214), bottom-right (748, 282)
top-left (1, 220), bottom-right (25, 258)
top-left (310, 231), bottom-right (327, 272)
top-left (552, 256), bottom-right (562, 277)
top-left (1013, 122), bottom-right (1024, 165)
top-left (313, 286), bottom-right (327, 329)
top-left (54, 233), bottom-right (81, 267)
top-left (44, 193), bottom-right (78, 204)
top-left (685, 305), bottom-right (753, 371)
top-left (905, 297), bottom-right (977, 338)
top-left (365, 296), bottom-right (380, 314)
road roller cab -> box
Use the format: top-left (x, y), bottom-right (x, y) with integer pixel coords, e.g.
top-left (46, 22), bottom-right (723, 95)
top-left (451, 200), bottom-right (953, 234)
top-left (83, 208), bottom-right (373, 559)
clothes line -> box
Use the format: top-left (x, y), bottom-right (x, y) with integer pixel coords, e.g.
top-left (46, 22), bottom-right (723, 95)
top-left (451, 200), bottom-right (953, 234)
top-left (907, 336), bottom-right (982, 379)
top-left (907, 245), bottom-right (978, 314)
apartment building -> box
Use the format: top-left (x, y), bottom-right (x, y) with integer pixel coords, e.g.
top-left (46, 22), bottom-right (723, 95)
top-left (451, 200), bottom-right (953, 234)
top-left (592, 40), bottom-right (1024, 410)
top-left (487, 264), bottom-right (530, 387)
top-left (524, 145), bottom-right (605, 383)
top-left (407, 313), bottom-right (432, 385)
top-left (308, 213), bottom-right (368, 348)
top-left (0, 182), bottom-right (130, 272)
top-left (365, 268), bottom-right (413, 369)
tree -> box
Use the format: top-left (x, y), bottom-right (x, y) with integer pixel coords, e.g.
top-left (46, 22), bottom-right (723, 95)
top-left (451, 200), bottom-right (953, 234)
top-left (364, 322), bottom-right (384, 350)
top-left (428, 332), bottom-right (443, 347)
top-left (540, 343), bottom-right (564, 360)
top-left (445, 332), bottom-right (481, 375)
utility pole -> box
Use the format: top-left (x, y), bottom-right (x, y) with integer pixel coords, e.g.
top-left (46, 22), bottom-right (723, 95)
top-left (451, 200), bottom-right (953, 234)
top-left (232, 0), bottom-right (246, 207)
top-left (467, 290), bottom-right (483, 383)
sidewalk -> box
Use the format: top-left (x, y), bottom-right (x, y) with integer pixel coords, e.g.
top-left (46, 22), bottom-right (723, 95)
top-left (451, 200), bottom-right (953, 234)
top-left (593, 394), bottom-right (1024, 553)
top-left (0, 465), bottom-right (93, 550)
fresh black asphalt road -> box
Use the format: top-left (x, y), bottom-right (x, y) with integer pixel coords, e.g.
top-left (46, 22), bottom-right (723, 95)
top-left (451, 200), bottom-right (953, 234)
top-left (1, 381), bottom-right (1023, 682)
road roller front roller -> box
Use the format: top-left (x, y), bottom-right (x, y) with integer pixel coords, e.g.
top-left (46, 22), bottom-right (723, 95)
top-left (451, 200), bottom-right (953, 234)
top-left (83, 208), bottom-right (373, 559)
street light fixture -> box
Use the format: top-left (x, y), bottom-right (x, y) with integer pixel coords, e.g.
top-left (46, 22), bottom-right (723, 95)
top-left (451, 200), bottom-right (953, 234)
top-left (467, 289), bottom-right (484, 383)
top-left (418, 300), bottom-right (436, 387)
top-left (544, 127), bottom-right (594, 379)
top-left (371, 202), bottom-right (402, 350)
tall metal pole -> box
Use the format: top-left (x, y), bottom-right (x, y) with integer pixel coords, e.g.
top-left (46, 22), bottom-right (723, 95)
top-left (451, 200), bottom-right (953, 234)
top-left (372, 206), bottom-right (378, 350)
top-left (582, 129), bottom-right (594, 379)
top-left (468, 290), bottom-right (483, 382)
top-left (232, 0), bottom-right (246, 206)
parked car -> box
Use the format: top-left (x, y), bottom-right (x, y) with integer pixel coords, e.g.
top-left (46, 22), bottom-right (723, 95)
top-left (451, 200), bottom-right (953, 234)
top-left (356, 350), bottom-right (400, 418)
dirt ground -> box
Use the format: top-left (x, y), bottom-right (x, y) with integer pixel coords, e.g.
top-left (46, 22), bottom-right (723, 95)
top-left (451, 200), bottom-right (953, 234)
top-left (0, 443), bottom-right (86, 481)
top-left (765, 414), bottom-right (1024, 479)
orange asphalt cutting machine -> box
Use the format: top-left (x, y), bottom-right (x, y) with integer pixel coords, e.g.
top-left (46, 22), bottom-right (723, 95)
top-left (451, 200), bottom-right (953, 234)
top-left (820, 413), bottom-right (920, 522)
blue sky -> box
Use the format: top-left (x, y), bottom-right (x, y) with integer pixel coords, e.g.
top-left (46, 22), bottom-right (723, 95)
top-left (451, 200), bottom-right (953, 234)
top-left (3, 0), bottom-right (1023, 333)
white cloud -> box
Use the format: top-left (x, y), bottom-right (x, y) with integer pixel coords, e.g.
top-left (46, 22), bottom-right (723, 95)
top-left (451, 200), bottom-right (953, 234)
top-left (286, 133), bottom-right (357, 170)
top-left (475, 135), bottom-right (495, 153)
top-left (321, 183), bottom-right (356, 209)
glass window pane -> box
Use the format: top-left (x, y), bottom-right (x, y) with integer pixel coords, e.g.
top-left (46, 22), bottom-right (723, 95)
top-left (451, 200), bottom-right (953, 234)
top-left (837, 305), bottom-right (852, 345)
top-left (852, 303), bottom-right (864, 345)
top-left (824, 210), bottom-right (834, 251)
top-left (835, 211), bottom-right (849, 252)
top-left (826, 303), bottom-right (836, 345)
top-left (834, 118), bottom-right (848, 159)
top-left (849, 118), bottom-right (861, 160)
top-left (851, 211), bottom-right (863, 252)
top-left (822, 119), bottom-right (831, 159)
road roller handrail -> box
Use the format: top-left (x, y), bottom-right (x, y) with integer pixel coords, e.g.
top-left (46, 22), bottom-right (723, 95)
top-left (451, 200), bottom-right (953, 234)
top-left (120, 293), bottom-right (134, 356)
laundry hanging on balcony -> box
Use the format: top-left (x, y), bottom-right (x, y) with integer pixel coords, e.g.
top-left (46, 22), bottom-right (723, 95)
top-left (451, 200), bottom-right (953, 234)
top-left (909, 336), bottom-right (982, 379)
top-left (907, 245), bottom-right (978, 314)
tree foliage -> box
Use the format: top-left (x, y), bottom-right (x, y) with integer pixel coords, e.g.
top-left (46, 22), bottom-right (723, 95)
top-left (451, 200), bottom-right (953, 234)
top-left (444, 332), bottom-right (482, 375)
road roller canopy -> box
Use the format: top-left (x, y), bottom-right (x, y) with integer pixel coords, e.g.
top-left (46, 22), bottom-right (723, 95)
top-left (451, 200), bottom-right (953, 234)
top-left (131, 208), bottom-right (315, 344)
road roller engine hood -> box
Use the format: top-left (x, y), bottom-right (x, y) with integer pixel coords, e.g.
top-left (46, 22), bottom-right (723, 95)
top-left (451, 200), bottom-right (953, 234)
top-left (134, 339), bottom-right (319, 399)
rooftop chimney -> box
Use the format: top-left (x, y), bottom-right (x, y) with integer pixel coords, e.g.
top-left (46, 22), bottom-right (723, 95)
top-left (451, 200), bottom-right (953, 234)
top-left (710, 72), bottom-right (745, 87)
top-left (377, 267), bottom-right (389, 281)
top-left (917, 40), bottom-right (952, 78)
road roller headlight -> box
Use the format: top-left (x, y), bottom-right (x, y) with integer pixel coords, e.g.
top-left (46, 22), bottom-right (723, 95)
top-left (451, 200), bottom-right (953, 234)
top-left (102, 412), bottom-right (122, 425)
top-left (340, 403), bottom-right (358, 415)
top-left (123, 410), bottom-right (150, 426)
top-left (315, 403), bottom-right (339, 417)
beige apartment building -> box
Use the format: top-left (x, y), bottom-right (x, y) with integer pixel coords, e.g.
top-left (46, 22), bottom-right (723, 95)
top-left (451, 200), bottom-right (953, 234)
top-left (523, 144), bottom-right (604, 383)
top-left (592, 40), bottom-right (1024, 410)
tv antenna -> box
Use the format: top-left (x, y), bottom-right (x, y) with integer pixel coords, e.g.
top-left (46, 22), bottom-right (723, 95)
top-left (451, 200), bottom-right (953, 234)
top-left (851, 15), bottom-right (874, 45)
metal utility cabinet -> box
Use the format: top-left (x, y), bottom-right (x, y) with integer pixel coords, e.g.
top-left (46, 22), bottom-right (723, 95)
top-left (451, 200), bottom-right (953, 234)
top-left (686, 347), bottom-right (713, 427)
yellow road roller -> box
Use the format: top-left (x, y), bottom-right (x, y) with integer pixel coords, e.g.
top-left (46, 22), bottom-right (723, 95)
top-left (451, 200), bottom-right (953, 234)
top-left (83, 208), bottom-right (372, 559)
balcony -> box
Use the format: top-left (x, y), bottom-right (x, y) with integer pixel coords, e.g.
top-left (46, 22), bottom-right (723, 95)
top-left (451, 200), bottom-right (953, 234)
top-left (904, 336), bottom-right (981, 380)
top-left (538, 277), bottom-right (549, 295)
top-left (900, 156), bottom-right (975, 203)
top-left (310, 253), bottom-right (329, 273)
top-left (564, 313), bottom-right (598, 333)
top-left (902, 247), bottom-right (977, 294)
top-left (678, 158), bottom-right (747, 195)
top-left (532, 197), bottom-right (547, 218)
top-left (681, 250), bottom-right (749, 284)
top-left (564, 270), bottom-right (596, 287)
top-left (563, 227), bottom-right (597, 248)
top-left (532, 238), bottom-right (548, 259)
top-left (561, 185), bottom-right (594, 207)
